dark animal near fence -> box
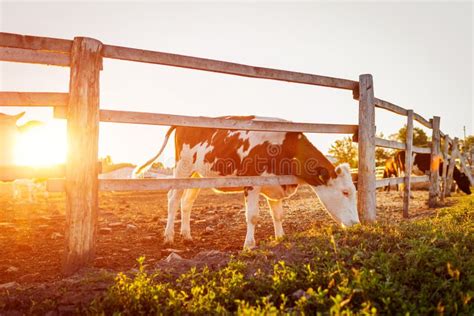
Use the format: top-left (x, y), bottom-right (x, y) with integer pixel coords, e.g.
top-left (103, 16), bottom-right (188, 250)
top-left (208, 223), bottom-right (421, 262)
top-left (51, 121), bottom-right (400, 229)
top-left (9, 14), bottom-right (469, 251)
top-left (383, 151), bottom-right (471, 195)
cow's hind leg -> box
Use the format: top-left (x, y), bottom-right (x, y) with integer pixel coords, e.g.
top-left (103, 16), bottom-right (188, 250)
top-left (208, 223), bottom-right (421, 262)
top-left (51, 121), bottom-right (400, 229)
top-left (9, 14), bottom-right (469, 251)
top-left (164, 189), bottom-right (184, 244)
top-left (267, 199), bottom-right (285, 239)
top-left (244, 187), bottom-right (261, 249)
top-left (180, 188), bottom-right (200, 241)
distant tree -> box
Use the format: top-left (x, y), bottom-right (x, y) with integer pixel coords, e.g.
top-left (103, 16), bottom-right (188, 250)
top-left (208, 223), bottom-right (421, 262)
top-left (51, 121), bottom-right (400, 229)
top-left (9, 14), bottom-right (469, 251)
top-left (390, 125), bottom-right (429, 147)
top-left (461, 135), bottom-right (474, 153)
top-left (328, 137), bottom-right (358, 168)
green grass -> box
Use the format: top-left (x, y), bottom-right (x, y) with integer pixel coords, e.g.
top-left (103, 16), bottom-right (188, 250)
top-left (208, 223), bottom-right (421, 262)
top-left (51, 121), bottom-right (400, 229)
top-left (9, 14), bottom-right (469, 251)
top-left (88, 196), bottom-right (474, 315)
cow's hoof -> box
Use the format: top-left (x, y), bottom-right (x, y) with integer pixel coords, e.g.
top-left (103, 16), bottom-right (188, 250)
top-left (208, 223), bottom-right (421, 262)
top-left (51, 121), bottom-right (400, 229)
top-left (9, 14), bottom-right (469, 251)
top-left (181, 232), bottom-right (193, 241)
top-left (163, 234), bottom-right (174, 245)
top-left (243, 240), bottom-right (256, 250)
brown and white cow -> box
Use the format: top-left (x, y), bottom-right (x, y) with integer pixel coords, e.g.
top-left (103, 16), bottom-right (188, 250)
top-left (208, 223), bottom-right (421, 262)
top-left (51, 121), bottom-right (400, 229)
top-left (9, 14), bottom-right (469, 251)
top-left (134, 116), bottom-right (359, 248)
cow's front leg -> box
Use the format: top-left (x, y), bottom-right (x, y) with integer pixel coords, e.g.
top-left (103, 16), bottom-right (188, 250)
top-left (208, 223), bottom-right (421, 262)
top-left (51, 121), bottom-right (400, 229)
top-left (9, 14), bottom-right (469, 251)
top-left (180, 188), bottom-right (200, 241)
top-left (244, 187), bottom-right (261, 249)
top-left (267, 199), bottom-right (285, 238)
top-left (164, 189), bottom-right (184, 244)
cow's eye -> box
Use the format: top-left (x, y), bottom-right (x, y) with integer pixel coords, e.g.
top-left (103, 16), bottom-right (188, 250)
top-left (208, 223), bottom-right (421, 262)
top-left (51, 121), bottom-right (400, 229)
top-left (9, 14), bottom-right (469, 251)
top-left (342, 190), bottom-right (350, 197)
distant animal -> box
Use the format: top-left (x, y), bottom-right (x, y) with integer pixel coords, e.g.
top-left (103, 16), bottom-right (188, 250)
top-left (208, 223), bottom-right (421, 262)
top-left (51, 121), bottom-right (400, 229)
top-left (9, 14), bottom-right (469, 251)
top-left (383, 151), bottom-right (471, 195)
top-left (12, 178), bottom-right (49, 203)
top-left (134, 116), bottom-right (359, 249)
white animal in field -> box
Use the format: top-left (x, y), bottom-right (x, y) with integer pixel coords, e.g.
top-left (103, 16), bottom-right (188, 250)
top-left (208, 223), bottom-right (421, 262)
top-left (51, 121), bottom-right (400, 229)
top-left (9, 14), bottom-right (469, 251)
top-left (134, 116), bottom-right (359, 249)
top-left (12, 179), bottom-right (49, 203)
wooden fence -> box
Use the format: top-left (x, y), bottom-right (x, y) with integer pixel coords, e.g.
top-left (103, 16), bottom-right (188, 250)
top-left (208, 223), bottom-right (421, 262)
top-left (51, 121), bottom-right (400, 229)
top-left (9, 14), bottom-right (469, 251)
top-left (0, 32), bottom-right (472, 274)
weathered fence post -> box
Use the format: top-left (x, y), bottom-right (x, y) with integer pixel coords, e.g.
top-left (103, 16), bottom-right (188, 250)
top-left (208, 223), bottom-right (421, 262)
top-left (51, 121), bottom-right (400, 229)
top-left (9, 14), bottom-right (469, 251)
top-left (440, 134), bottom-right (449, 201)
top-left (63, 37), bottom-right (102, 275)
top-left (445, 137), bottom-right (458, 197)
top-left (458, 152), bottom-right (474, 186)
top-left (357, 74), bottom-right (376, 222)
top-left (403, 110), bottom-right (413, 218)
top-left (428, 116), bottom-right (440, 207)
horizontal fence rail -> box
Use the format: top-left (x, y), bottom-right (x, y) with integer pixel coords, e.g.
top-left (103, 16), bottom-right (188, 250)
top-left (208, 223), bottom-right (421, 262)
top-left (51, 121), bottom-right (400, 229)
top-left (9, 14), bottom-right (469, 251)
top-left (375, 138), bottom-right (406, 150)
top-left (374, 98), bottom-right (432, 129)
top-left (375, 175), bottom-right (429, 188)
top-left (102, 45), bottom-right (359, 90)
top-left (0, 46), bottom-right (70, 67)
top-left (0, 165), bottom-right (65, 181)
top-left (374, 138), bottom-right (431, 154)
top-left (47, 175), bottom-right (302, 192)
top-left (0, 32), bottom-right (358, 91)
top-left (412, 146), bottom-right (431, 154)
top-left (0, 32), bottom-right (72, 53)
top-left (54, 108), bottom-right (359, 134)
top-left (0, 92), bottom-right (69, 107)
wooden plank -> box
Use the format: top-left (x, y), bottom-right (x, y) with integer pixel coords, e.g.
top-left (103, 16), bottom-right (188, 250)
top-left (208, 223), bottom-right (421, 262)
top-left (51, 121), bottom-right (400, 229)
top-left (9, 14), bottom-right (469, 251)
top-left (0, 32), bottom-right (72, 53)
top-left (0, 46), bottom-right (70, 67)
top-left (47, 175), bottom-right (301, 192)
top-left (411, 175), bottom-right (429, 183)
top-left (374, 98), bottom-right (407, 116)
top-left (440, 134), bottom-right (449, 201)
top-left (102, 44), bottom-right (358, 91)
top-left (428, 116), bottom-right (440, 207)
top-left (0, 92), bottom-right (68, 107)
top-left (54, 108), bottom-right (359, 134)
top-left (62, 37), bottom-right (102, 275)
top-left (376, 175), bottom-right (429, 188)
top-left (458, 153), bottom-right (474, 186)
top-left (373, 98), bottom-right (432, 129)
top-left (403, 110), bottom-right (414, 218)
top-left (375, 177), bottom-right (405, 188)
top-left (413, 113), bottom-right (433, 129)
top-left (375, 137), bottom-right (405, 150)
top-left (445, 137), bottom-right (458, 197)
top-left (357, 74), bottom-right (376, 223)
top-left (0, 165), bottom-right (65, 181)
top-left (412, 146), bottom-right (431, 154)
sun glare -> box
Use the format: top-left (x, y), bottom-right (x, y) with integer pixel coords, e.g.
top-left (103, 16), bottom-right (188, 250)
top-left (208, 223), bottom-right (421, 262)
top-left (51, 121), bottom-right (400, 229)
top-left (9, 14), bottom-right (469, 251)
top-left (14, 120), bottom-right (67, 166)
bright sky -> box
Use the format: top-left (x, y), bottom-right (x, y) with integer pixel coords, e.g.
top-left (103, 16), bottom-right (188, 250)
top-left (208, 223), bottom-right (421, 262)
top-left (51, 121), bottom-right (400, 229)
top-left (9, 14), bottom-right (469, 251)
top-left (1, 1), bottom-right (472, 167)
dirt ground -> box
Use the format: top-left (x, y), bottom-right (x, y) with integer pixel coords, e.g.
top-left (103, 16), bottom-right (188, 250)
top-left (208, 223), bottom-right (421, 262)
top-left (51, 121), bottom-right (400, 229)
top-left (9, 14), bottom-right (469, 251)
top-left (0, 184), bottom-right (451, 288)
top-left (0, 185), bottom-right (460, 315)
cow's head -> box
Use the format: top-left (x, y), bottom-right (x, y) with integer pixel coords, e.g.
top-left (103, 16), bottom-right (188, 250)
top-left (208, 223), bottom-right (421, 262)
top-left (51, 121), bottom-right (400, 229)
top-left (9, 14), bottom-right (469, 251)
top-left (312, 163), bottom-right (359, 227)
top-left (454, 169), bottom-right (471, 195)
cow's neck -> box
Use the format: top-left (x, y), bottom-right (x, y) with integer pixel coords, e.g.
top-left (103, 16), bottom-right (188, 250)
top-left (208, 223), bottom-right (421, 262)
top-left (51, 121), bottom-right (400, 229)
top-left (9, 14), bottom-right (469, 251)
top-left (294, 135), bottom-right (336, 186)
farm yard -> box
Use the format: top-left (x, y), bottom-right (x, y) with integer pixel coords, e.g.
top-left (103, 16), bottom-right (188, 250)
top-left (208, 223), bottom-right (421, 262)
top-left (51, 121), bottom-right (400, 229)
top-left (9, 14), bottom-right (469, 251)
top-left (1, 2), bottom-right (473, 315)
top-left (0, 186), bottom-right (473, 314)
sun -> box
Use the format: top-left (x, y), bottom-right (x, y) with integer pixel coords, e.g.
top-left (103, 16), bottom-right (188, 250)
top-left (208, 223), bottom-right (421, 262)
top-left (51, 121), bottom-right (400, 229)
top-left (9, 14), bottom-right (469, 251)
top-left (14, 120), bottom-right (67, 167)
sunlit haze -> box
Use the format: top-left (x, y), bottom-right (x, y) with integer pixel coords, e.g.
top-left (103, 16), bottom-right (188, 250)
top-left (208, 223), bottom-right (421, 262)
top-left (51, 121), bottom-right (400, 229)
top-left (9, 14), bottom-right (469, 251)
top-left (0, 2), bottom-right (472, 167)
top-left (13, 119), bottom-right (67, 166)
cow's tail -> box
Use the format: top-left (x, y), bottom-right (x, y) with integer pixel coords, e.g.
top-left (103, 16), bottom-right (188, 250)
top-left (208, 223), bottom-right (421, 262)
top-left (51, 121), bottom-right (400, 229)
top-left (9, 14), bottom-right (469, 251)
top-left (132, 126), bottom-right (176, 178)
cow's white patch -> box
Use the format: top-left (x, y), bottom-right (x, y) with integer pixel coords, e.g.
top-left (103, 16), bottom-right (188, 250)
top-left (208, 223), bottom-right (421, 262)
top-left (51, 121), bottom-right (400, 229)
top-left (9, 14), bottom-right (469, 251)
top-left (228, 130), bottom-right (287, 161)
top-left (311, 163), bottom-right (359, 227)
top-left (177, 143), bottom-right (219, 177)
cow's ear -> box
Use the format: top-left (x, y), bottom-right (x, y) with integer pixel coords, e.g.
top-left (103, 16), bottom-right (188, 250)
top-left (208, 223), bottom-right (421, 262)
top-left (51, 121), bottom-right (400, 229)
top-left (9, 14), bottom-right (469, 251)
top-left (12, 112), bottom-right (25, 121)
top-left (335, 163), bottom-right (351, 177)
top-left (317, 167), bottom-right (330, 184)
